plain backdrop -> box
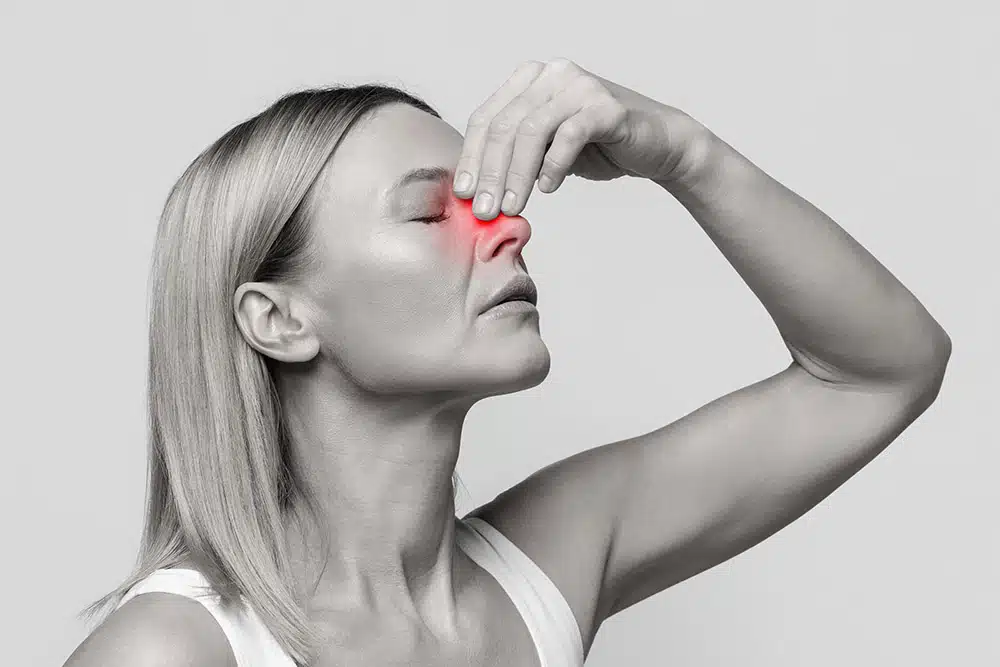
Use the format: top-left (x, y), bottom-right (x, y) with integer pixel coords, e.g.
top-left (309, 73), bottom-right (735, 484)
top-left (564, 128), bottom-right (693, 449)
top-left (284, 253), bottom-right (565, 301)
top-left (2, 1), bottom-right (996, 665)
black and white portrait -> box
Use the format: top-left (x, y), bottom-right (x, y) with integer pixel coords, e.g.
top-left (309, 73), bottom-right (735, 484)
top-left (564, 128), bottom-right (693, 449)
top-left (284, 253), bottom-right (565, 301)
top-left (6, 2), bottom-right (994, 666)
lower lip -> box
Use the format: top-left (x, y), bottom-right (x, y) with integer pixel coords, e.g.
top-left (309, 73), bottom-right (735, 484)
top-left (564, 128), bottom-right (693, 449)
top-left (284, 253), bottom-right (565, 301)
top-left (481, 300), bottom-right (538, 318)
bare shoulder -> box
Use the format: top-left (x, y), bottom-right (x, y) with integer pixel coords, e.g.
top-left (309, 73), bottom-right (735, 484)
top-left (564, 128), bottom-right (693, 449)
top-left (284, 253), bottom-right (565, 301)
top-left (63, 593), bottom-right (237, 667)
top-left (463, 443), bottom-right (632, 656)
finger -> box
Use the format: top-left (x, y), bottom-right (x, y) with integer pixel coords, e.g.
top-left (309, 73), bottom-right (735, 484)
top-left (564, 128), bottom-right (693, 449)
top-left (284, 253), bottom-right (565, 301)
top-left (469, 71), bottom-right (568, 220)
top-left (453, 61), bottom-right (544, 198)
top-left (538, 101), bottom-right (627, 193)
top-left (499, 81), bottom-right (595, 217)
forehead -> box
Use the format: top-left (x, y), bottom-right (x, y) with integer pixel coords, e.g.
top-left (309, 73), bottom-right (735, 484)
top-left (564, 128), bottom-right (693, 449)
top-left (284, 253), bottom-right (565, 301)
top-left (321, 103), bottom-right (463, 210)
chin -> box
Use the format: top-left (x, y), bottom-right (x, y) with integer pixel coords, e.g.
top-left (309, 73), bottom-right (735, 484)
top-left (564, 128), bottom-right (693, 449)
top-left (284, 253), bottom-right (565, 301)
top-left (382, 331), bottom-right (551, 400)
top-left (468, 338), bottom-right (552, 397)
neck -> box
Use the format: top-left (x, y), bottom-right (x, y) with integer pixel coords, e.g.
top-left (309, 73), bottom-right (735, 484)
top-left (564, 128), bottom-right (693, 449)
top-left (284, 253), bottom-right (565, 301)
top-left (279, 367), bottom-right (477, 631)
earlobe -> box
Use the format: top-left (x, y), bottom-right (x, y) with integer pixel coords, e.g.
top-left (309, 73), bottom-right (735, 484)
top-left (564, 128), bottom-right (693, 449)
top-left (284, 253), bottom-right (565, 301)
top-left (233, 282), bottom-right (320, 363)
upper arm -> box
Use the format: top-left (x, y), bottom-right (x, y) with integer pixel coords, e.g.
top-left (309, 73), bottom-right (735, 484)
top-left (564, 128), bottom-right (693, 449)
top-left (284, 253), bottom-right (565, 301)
top-left (466, 360), bottom-right (946, 653)
top-left (63, 593), bottom-right (237, 667)
top-left (600, 362), bottom-right (943, 617)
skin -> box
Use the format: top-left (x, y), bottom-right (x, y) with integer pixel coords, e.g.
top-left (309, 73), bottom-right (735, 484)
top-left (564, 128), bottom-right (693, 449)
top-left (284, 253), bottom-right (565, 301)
top-left (233, 102), bottom-right (553, 661)
top-left (65, 58), bottom-right (951, 667)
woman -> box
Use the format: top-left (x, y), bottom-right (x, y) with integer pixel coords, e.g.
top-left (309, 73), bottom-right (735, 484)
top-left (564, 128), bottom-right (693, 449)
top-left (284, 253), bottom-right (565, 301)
top-left (64, 58), bottom-right (951, 667)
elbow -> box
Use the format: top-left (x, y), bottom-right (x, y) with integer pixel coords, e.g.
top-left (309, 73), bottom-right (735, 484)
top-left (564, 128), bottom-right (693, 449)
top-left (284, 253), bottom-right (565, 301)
top-left (899, 326), bottom-right (952, 409)
top-left (921, 324), bottom-right (952, 381)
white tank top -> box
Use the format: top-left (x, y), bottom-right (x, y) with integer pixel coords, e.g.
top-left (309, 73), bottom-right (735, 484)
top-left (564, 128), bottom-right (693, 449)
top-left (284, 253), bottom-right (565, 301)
top-left (115, 516), bottom-right (585, 667)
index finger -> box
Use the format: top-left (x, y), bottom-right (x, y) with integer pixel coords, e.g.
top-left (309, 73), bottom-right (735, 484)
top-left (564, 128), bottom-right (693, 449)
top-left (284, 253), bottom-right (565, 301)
top-left (453, 61), bottom-right (545, 198)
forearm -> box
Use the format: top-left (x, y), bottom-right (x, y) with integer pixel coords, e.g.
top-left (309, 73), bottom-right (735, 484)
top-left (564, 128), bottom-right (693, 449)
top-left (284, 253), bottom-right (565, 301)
top-left (656, 128), bottom-right (951, 388)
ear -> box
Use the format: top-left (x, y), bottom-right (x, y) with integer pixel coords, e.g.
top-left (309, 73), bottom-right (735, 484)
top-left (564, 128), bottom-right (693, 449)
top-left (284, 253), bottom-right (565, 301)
top-left (233, 282), bottom-right (320, 363)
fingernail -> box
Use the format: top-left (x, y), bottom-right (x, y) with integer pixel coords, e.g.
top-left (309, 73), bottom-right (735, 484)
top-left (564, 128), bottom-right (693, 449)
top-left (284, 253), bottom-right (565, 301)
top-left (538, 174), bottom-right (554, 192)
top-left (454, 171), bottom-right (472, 192)
top-left (473, 191), bottom-right (493, 216)
top-left (501, 190), bottom-right (516, 212)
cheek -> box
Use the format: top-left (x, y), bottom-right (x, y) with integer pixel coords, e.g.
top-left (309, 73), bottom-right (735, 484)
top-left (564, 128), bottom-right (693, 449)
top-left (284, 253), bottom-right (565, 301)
top-left (322, 228), bottom-right (464, 334)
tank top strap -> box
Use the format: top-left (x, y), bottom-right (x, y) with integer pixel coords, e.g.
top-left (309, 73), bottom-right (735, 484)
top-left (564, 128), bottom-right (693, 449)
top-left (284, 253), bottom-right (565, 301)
top-left (456, 516), bottom-right (585, 667)
top-left (116, 568), bottom-right (294, 667)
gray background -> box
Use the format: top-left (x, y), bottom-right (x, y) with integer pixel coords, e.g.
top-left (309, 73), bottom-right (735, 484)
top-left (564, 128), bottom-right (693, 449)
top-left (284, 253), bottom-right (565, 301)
top-left (3, 1), bottom-right (996, 664)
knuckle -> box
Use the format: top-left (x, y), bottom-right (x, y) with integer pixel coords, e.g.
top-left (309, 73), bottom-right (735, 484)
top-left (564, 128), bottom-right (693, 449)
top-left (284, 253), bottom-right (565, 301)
top-left (505, 166), bottom-right (534, 184)
top-left (476, 170), bottom-right (502, 187)
top-left (559, 121), bottom-right (585, 142)
top-left (584, 76), bottom-right (606, 95)
top-left (546, 57), bottom-right (576, 72)
top-left (542, 153), bottom-right (569, 172)
top-left (518, 59), bottom-right (545, 73)
top-left (571, 74), bottom-right (603, 98)
top-left (608, 102), bottom-right (628, 124)
top-left (454, 154), bottom-right (479, 171)
top-left (488, 116), bottom-right (516, 138)
top-left (517, 115), bottom-right (548, 138)
top-left (467, 110), bottom-right (490, 128)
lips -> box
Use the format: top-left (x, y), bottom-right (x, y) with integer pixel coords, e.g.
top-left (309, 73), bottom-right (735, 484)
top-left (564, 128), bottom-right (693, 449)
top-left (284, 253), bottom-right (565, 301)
top-left (482, 275), bottom-right (538, 313)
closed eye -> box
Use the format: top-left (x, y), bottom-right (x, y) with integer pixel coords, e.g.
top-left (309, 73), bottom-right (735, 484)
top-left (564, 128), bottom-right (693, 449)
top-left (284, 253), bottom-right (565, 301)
top-left (412, 212), bottom-right (448, 224)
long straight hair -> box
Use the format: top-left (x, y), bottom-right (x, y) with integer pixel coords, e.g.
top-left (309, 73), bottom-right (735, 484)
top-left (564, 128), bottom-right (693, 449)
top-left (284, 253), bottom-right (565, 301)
top-left (80, 84), bottom-right (460, 665)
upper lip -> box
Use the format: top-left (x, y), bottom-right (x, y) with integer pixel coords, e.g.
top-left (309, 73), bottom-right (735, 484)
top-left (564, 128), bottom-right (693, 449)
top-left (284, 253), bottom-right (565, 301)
top-left (482, 275), bottom-right (538, 313)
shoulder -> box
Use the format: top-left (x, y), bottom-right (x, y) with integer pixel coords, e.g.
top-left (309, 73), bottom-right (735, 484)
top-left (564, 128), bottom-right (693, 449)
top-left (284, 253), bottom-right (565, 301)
top-left (463, 447), bottom-right (630, 656)
top-left (63, 592), bottom-right (237, 667)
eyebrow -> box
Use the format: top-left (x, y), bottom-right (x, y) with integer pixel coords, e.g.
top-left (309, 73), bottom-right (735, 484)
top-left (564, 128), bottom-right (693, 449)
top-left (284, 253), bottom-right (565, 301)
top-left (385, 166), bottom-right (455, 198)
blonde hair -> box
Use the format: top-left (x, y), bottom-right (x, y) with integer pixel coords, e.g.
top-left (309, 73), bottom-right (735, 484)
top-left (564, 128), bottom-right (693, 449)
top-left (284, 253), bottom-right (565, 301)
top-left (80, 85), bottom-right (460, 665)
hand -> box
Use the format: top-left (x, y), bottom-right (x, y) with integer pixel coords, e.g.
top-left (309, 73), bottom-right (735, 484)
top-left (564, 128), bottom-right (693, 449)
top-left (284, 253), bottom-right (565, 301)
top-left (452, 57), bottom-right (712, 220)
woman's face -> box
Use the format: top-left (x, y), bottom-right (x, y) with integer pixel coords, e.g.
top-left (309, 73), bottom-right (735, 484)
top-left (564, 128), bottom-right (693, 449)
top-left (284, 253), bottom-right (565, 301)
top-left (298, 103), bottom-right (550, 398)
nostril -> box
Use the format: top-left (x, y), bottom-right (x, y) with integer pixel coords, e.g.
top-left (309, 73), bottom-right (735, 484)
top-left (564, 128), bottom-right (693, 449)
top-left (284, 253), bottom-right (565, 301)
top-left (493, 237), bottom-right (520, 258)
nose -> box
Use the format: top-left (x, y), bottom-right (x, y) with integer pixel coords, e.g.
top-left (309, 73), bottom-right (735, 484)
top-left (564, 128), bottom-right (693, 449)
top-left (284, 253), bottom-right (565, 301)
top-left (473, 207), bottom-right (532, 263)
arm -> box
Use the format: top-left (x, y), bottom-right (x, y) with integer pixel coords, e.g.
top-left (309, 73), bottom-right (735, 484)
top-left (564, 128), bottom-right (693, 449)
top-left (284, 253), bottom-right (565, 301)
top-left (660, 127), bottom-right (951, 389)
top-left (459, 59), bottom-right (951, 654)
top-left (590, 126), bottom-right (953, 615)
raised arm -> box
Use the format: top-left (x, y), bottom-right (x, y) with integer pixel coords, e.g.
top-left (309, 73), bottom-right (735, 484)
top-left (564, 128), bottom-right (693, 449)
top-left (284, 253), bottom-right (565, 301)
top-left (659, 128), bottom-right (950, 389)
top-left (458, 58), bottom-right (951, 653)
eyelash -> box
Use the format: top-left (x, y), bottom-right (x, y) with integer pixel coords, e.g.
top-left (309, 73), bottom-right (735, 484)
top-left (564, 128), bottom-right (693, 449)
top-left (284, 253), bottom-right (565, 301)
top-left (412, 212), bottom-right (448, 224)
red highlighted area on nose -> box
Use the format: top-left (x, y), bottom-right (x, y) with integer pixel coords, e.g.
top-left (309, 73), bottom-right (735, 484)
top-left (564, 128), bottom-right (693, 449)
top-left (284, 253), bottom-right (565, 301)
top-left (451, 194), bottom-right (516, 226)
top-left (443, 193), bottom-right (529, 262)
